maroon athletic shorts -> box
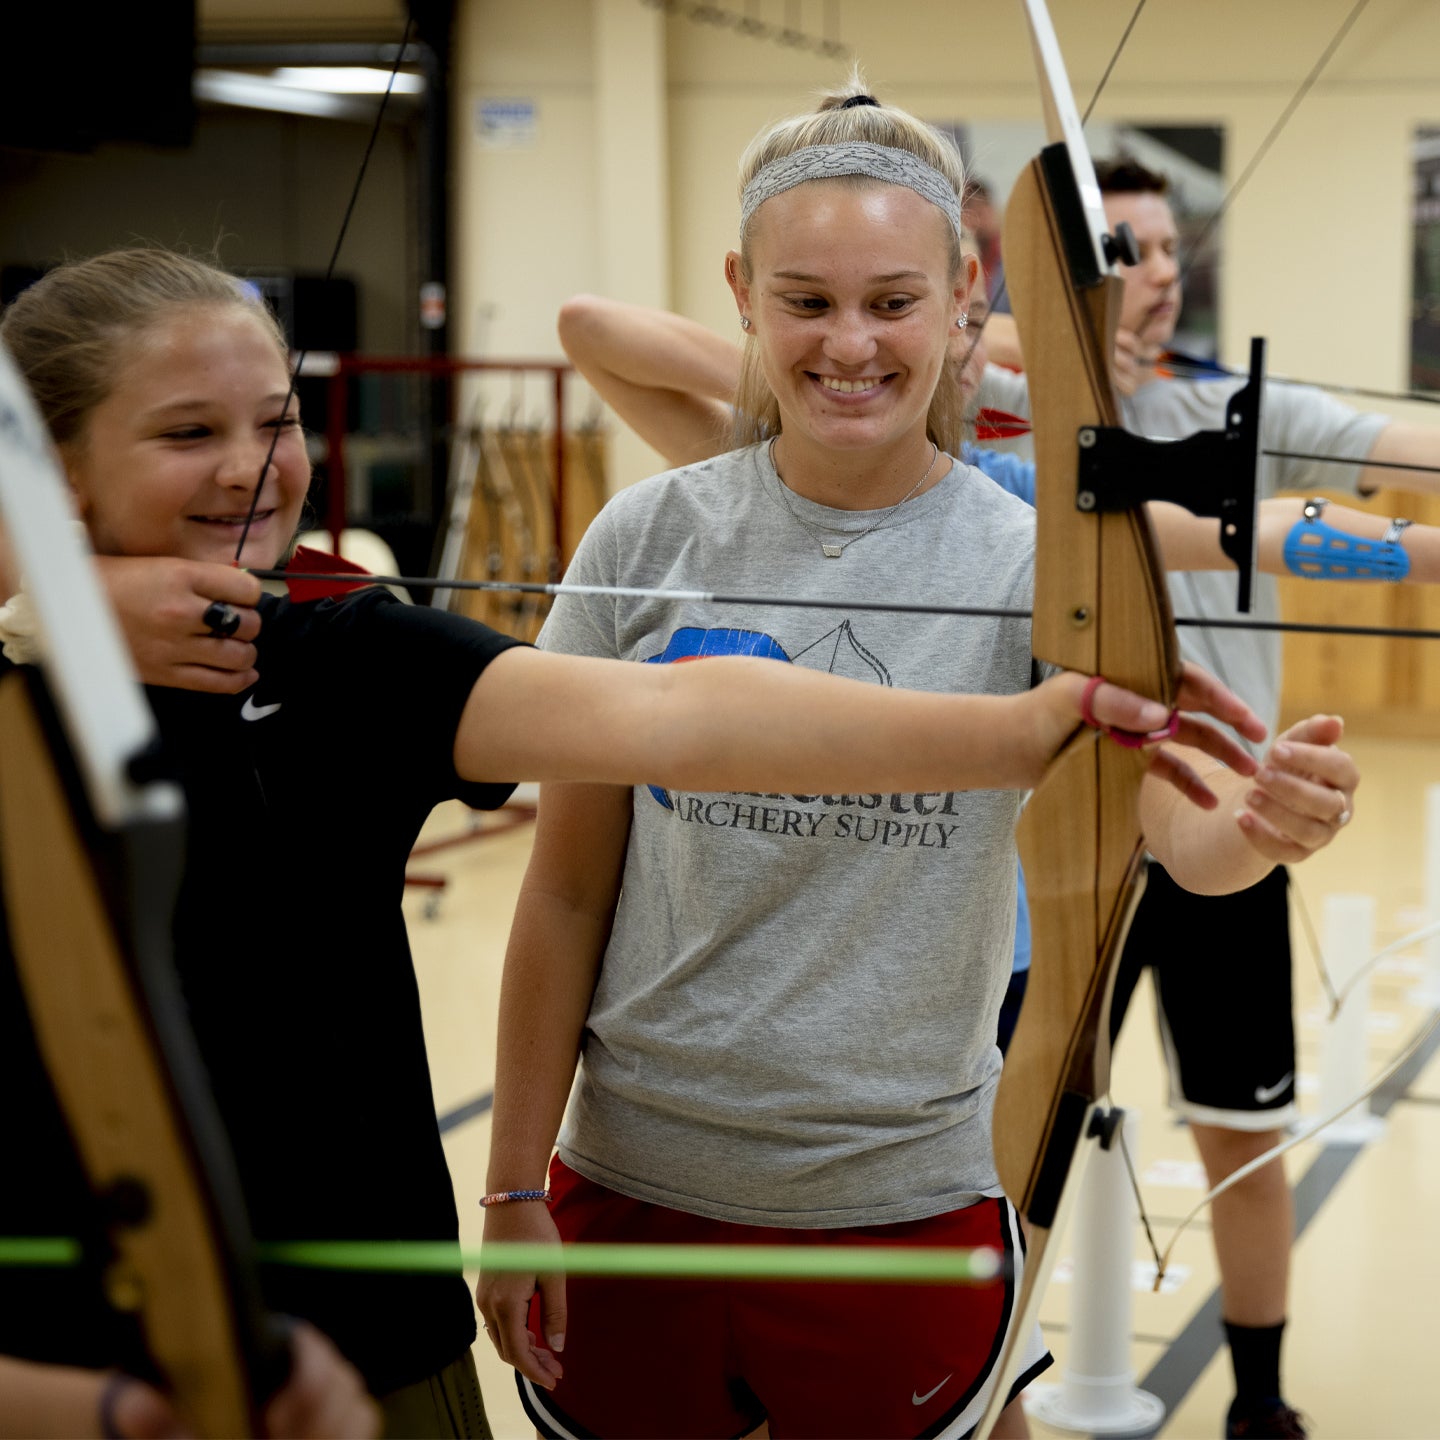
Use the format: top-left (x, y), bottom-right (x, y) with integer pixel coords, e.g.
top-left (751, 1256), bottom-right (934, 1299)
top-left (517, 1157), bottom-right (1050, 1439)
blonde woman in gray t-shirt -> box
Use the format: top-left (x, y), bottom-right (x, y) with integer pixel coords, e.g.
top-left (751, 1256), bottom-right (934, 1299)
top-left (477, 82), bottom-right (1358, 1440)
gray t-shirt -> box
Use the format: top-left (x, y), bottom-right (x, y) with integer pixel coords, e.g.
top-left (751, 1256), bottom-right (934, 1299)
top-left (978, 366), bottom-right (1387, 742)
top-left (539, 442), bottom-right (1038, 1226)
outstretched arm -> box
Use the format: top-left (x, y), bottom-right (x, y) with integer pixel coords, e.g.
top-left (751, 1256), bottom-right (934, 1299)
top-left (1149, 495), bottom-right (1440, 581)
top-left (455, 646), bottom-right (1262, 802)
top-left (558, 295), bottom-right (738, 468)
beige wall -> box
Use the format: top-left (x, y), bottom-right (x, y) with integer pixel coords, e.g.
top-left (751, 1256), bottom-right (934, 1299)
top-left (451, 0), bottom-right (1440, 483)
top-left (452, 0), bottom-right (670, 479)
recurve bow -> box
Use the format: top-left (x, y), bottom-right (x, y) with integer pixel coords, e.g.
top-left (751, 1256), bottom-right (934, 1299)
top-left (972, 3), bottom-right (1261, 1432)
top-left (0, 346), bottom-right (288, 1434)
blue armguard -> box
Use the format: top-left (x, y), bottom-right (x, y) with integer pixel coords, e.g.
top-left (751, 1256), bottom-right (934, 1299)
top-left (1283, 507), bottom-right (1411, 581)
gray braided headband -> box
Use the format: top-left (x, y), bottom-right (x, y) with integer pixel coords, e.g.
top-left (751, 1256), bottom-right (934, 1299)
top-left (740, 142), bottom-right (964, 239)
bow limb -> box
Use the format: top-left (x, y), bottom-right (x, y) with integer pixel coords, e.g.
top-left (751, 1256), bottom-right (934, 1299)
top-left (0, 350), bottom-right (286, 1433)
top-left (972, 4), bottom-right (1181, 1433)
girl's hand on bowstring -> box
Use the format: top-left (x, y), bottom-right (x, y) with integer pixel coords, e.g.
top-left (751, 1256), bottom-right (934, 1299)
top-left (95, 556), bottom-right (262, 694)
top-left (1235, 713), bottom-right (1358, 862)
top-left (477, 1201), bottom-right (567, 1391)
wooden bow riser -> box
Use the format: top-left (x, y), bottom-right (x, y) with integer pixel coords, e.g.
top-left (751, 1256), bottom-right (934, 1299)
top-left (1004, 159), bottom-right (1180, 690)
top-left (991, 157), bottom-right (1181, 1218)
top-left (0, 670), bottom-right (274, 1437)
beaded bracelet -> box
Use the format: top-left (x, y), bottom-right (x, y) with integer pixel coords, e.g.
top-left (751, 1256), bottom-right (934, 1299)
top-left (478, 1188), bottom-right (551, 1208)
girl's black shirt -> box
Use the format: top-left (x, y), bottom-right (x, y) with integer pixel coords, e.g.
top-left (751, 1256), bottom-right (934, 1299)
top-left (1, 589), bottom-right (524, 1395)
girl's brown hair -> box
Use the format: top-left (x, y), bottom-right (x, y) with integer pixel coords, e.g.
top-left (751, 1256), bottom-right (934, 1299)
top-left (0, 248), bottom-right (289, 448)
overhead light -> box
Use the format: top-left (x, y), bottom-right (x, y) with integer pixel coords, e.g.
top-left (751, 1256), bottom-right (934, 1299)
top-left (193, 69), bottom-right (423, 121)
top-left (270, 67), bottom-right (425, 96)
top-left (194, 70), bottom-right (373, 119)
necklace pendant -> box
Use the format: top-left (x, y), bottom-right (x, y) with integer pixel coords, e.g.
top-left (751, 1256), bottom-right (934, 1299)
top-left (822, 542), bottom-right (844, 558)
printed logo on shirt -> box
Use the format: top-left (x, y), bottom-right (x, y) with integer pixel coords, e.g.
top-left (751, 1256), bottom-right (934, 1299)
top-left (638, 622), bottom-right (983, 849)
top-left (641, 621), bottom-right (892, 809)
top-left (240, 696), bottom-right (283, 722)
top-left (642, 626), bottom-right (795, 809)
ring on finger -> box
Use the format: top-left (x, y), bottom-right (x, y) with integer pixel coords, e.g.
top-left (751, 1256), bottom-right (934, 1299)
top-left (202, 601), bottom-right (241, 639)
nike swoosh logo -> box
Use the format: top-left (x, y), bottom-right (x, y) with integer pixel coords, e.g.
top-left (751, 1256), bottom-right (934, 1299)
top-left (912, 1374), bottom-right (952, 1406)
top-left (241, 697), bottom-right (283, 722)
top-left (1254, 1073), bottom-right (1294, 1104)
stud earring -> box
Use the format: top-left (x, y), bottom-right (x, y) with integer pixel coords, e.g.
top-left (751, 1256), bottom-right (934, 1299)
top-left (955, 313), bottom-right (968, 330)
top-left (740, 316), bottom-right (752, 331)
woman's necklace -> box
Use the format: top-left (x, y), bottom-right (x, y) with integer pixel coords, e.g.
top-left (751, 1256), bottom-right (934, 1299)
top-left (768, 437), bottom-right (940, 558)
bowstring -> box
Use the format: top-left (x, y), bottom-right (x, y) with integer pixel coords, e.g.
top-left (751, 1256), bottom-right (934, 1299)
top-left (1148, 913), bottom-right (1440, 1285)
top-left (232, 12), bottom-right (418, 564)
top-left (1327, 916), bottom-right (1440, 1016)
top-left (1155, 352), bottom-right (1440, 410)
top-left (1290, 879), bottom-right (1342, 1015)
top-left (1080, 0), bottom-right (1148, 124)
top-left (1107, 1095), bottom-right (1166, 1276)
top-left (1178, 0), bottom-right (1371, 284)
top-left (1152, 1006), bottom-right (1440, 1286)
top-left (954, 0), bottom-right (1149, 418)
top-left (971, 404), bottom-right (1440, 480)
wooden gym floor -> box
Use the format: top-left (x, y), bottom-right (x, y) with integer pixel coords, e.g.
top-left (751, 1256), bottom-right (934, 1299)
top-left (408, 732), bottom-right (1440, 1440)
